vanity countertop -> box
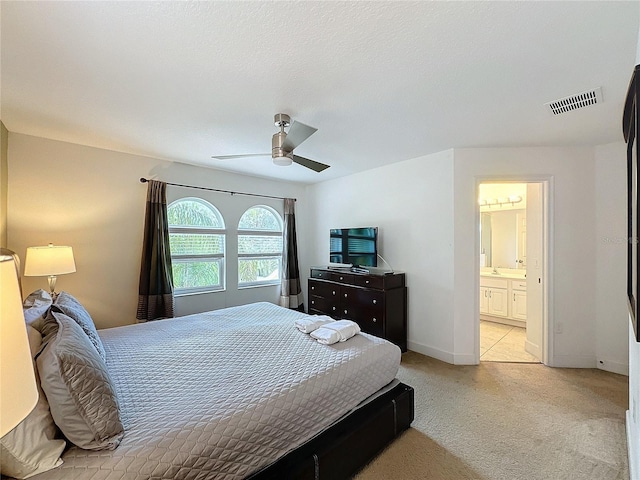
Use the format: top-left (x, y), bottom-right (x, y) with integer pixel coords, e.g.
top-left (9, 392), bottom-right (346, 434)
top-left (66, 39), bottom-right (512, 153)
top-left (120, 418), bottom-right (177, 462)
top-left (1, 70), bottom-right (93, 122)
top-left (480, 268), bottom-right (526, 280)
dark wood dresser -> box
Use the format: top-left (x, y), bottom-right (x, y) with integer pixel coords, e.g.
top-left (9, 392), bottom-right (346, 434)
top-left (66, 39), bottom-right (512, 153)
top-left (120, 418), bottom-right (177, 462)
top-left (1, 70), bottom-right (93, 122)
top-left (307, 267), bottom-right (407, 351)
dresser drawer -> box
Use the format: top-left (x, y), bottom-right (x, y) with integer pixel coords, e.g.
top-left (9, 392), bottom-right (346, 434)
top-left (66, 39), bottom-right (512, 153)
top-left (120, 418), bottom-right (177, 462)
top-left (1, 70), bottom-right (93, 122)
top-left (330, 272), bottom-right (355, 284)
top-left (352, 288), bottom-right (384, 309)
top-left (310, 269), bottom-right (331, 280)
top-left (308, 280), bottom-right (338, 299)
top-left (357, 314), bottom-right (384, 338)
top-left (354, 275), bottom-right (384, 289)
top-left (309, 296), bottom-right (339, 315)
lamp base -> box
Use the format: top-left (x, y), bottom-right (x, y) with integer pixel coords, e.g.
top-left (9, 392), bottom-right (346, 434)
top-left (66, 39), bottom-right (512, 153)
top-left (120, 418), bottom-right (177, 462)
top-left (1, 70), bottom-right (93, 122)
top-left (47, 275), bottom-right (58, 299)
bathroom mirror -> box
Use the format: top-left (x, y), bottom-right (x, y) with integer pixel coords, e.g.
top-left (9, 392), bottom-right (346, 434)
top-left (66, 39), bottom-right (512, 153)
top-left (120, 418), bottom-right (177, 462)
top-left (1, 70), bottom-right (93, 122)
top-left (480, 213), bottom-right (492, 267)
top-left (480, 209), bottom-right (526, 268)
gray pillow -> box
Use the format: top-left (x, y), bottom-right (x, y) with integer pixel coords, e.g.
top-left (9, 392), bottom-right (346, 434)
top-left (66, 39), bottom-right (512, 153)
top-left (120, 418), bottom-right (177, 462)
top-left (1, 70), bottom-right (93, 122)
top-left (22, 289), bottom-right (52, 328)
top-left (37, 312), bottom-right (124, 450)
top-left (52, 291), bottom-right (106, 361)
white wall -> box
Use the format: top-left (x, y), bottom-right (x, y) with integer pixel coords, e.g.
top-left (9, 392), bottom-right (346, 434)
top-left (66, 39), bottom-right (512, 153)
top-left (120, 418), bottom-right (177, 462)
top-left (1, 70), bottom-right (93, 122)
top-left (627, 25), bottom-right (640, 480)
top-left (630, 322), bottom-right (640, 479)
top-left (453, 147), bottom-right (598, 367)
top-left (306, 145), bottom-right (624, 368)
top-left (594, 142), bottom-right (629, 375)
top-left (304, 149), bottom-right (457, 362)
top-left (7, 133), bottom-right (306, 328)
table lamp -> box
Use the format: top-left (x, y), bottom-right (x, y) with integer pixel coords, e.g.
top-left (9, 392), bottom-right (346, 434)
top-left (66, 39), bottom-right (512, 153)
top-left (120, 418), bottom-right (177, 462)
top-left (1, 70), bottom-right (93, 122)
top-left (1, 251), bottom-right (38, 436)
top-left (24, 244), bottom-right (76, 297)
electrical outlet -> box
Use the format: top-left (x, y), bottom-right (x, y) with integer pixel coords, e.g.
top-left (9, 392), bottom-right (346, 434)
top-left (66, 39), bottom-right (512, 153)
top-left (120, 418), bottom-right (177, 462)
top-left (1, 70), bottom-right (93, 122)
top-left (554, 322), bottom-right (563, 334)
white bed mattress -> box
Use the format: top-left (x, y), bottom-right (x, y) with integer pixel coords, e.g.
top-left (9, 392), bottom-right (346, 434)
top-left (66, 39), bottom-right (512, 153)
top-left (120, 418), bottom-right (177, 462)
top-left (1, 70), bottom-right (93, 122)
top-left (30, 302), bottom-right (400, 480)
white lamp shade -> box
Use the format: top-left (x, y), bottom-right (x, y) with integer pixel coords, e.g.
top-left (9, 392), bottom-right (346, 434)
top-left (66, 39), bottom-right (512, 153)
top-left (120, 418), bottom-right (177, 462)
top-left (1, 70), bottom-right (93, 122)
top-left (0, 256), bottom-right (38, 436)
top-left (24, 245), bottom-right (76, 277)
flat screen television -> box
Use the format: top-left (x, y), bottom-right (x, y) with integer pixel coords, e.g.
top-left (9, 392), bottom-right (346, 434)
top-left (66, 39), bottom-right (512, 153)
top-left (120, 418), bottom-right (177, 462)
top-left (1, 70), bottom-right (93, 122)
top-left (330, 227), bottom-right (378, 268)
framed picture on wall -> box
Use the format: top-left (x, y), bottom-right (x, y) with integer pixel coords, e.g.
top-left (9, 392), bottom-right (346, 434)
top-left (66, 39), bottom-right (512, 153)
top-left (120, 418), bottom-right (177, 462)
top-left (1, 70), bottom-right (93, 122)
top-left (624, 64), bottom-right (640, 342)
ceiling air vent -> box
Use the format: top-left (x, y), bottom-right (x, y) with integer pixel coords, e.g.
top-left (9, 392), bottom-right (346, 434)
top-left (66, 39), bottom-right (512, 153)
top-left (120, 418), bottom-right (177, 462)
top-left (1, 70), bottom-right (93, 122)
top-left (545, 87), bottom-right (603, 115)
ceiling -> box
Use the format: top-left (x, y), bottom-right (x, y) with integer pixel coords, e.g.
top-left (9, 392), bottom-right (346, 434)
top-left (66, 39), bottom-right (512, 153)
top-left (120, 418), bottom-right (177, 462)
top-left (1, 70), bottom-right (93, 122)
top-left (1, 2), bottom-right (638, 185)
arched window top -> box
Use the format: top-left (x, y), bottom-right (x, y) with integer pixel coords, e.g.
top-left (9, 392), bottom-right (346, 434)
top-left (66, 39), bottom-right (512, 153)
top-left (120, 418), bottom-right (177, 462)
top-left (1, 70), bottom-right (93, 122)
top-left (238, 205), bottom-right (282, 231)
top-left (168, 198), bottom-right (225, 229)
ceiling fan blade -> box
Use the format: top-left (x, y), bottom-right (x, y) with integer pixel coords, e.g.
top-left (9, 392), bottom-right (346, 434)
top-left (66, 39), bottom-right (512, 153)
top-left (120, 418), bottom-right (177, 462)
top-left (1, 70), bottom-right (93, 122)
top-left (282, 121), bottom-right (317, 151)
top-left (292, 155), bottom-right (330, 173)
top-left (211, 153), bottom-right (270, 160)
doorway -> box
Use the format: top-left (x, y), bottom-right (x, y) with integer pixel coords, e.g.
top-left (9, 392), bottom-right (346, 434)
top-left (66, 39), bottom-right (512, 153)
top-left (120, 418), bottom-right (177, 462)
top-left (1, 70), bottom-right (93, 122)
top-left (478, 181), bottom-right (548, 364)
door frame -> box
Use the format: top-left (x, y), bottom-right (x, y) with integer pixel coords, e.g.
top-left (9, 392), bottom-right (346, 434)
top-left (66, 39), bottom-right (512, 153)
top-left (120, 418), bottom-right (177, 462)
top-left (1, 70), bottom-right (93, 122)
top-left (474, 175), bottom-right (553, 365)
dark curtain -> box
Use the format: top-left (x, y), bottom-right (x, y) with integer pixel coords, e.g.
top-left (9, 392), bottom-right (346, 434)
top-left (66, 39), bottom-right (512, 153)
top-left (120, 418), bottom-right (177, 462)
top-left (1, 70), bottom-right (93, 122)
top-left (136, 180), bottom-right (174, 321)
top-left (279, 198), bottom-right (304, 311)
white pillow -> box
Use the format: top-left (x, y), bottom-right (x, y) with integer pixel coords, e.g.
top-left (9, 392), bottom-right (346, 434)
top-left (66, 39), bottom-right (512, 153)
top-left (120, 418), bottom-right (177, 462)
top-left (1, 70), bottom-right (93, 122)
top-left (0, 326), bottom-right (66, 479)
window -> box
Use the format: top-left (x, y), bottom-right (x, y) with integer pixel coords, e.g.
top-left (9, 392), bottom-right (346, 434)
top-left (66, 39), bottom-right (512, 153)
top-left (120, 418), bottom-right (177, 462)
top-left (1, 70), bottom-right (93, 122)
top-left (168, 198), bottom-right (225, 294)
top-left (238, 205), bottom-right (283, 287)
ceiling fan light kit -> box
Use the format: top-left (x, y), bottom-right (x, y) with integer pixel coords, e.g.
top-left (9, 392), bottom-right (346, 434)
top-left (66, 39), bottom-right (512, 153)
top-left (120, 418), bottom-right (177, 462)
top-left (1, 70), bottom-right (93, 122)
top-left (273, 155), bottom-right (293, 166)
top-left (212, 113), bottom-right (330, 173)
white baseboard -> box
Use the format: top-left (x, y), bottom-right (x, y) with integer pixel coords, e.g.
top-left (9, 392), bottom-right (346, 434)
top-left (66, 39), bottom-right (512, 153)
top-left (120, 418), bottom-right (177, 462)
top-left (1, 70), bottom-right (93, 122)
top-left (627, 410), bottom-right (638, 480)
top-left (549, 354), bottom-right (596, 368)
top-left (453, 352), bottom-right (477, 365)
top-left (406, 341), bottom-right (477, 365)
top-left (480, 315), bottom-right (525, 328)
top-left (407, 341), bottom-right (454, 364)
top-left (525, 340), bottom-right (542, 360)
top-left (596, 358), bottom-right (629, 376)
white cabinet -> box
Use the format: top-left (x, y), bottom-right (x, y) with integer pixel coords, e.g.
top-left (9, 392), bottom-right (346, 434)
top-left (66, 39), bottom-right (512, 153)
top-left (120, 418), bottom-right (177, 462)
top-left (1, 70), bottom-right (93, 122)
top-left (479, 287), bottom-right (489, 314)
top-left (487, 287), bottom-right (508, 317)
top-left (479, 278), bottom-right (508, 318)
top-left (511, 280), bottom-right (527, 321)
top-left (480, 276), bottom-right (526, 324)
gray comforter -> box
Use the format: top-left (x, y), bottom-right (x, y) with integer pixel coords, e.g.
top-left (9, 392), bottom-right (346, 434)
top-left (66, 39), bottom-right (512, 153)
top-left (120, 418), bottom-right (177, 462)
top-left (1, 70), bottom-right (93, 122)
top-left (32, 302), bottom-right (401, 480)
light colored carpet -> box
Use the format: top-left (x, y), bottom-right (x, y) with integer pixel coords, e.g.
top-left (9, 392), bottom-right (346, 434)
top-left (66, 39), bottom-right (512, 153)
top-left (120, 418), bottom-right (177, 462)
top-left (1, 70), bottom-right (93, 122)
top-left (356, 351), bottom-right (629, 480)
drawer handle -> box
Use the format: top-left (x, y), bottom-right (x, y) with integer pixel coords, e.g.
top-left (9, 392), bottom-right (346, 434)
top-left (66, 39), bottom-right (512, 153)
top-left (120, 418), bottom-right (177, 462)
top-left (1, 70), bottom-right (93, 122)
top-left (365, 280), bottom-right (370, 284)
top-left (372, 299), bottom-right (377, 305)
top-left (344, 309), bottom-right (348, 314)
top-left (332, 291), bottom-right (336, 296)
top-left (344, 293), bottom-right (348, 298)
top-left (332, 306), bottom-right (336, 311)
top-left (373, 318), bottom-right (377, 323)
top-left (311, 300), bottom-right (315, 305)
top-left (339, 276), bottom-right (344, 280)
top-left (311, 286), bottom-right (315, 290)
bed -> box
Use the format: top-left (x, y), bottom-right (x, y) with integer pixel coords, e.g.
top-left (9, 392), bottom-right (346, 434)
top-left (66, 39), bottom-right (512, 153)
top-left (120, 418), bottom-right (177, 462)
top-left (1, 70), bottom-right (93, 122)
top-left (16, 301), bottom-right (413, 480)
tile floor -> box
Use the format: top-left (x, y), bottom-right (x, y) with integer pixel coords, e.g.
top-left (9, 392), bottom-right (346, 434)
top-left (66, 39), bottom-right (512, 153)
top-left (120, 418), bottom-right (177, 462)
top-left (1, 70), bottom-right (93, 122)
top-left (480, 320), bottom-right (540, 363)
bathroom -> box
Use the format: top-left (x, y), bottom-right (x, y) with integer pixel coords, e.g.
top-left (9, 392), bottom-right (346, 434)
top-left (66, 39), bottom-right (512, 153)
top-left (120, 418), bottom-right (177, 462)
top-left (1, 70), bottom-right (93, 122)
top-left (479, 182), bottom-right (541, 363)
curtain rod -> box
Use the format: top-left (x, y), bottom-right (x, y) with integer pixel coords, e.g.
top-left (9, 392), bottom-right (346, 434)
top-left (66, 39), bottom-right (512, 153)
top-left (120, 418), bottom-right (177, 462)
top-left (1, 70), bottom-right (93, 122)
top-left (139, 178), bottom-right (295, 202)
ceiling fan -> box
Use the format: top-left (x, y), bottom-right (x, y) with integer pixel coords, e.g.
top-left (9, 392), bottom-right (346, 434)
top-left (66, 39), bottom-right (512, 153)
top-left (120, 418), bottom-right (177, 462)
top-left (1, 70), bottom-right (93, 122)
top-left (212, 113), bottom-right (330, 172)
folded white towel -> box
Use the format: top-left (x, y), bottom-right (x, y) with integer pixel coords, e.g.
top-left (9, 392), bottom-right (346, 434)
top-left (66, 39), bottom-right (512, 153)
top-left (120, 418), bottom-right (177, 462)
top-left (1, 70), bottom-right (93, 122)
top-left (295, 315), bottom-right (335, 333)
top-left (310, 319), bottom-right (361, 345)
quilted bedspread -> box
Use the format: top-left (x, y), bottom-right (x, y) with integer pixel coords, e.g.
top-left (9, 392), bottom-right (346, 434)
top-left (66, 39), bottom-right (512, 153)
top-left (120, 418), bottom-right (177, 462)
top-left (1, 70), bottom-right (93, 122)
top-left (31, 302), bottom-right (401, 480)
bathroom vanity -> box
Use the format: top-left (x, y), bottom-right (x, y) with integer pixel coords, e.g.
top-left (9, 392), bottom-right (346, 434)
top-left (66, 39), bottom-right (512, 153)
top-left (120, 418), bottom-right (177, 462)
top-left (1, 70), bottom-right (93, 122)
top-left (480, 271), bottom-right (527, 327)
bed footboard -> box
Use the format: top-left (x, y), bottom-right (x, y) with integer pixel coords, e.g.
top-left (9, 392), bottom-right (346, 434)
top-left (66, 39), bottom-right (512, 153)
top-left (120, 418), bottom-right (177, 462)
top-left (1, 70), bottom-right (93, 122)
top-left (249, 382), bottom-right (414, 480)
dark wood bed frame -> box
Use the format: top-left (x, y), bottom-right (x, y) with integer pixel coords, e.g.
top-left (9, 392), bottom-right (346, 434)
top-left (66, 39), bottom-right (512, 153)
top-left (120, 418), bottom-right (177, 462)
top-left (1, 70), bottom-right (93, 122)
top-left (249, 382), bottom-right (414, 480)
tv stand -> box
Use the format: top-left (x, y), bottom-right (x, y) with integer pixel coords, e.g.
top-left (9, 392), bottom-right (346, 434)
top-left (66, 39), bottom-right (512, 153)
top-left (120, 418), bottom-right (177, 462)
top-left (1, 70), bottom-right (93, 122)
top-left (308, 267), bottom-right (407, 351)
